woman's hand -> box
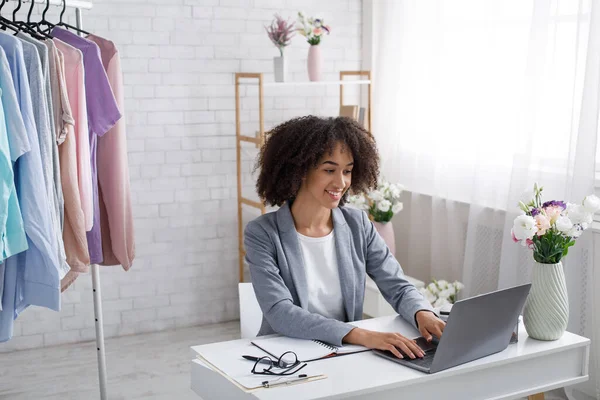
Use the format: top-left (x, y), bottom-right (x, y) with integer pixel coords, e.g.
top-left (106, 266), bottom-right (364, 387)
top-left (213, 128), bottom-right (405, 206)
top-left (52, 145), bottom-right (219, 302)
top-left (415, 310), bottom-right (446, 342)
top-left (343, 328), bottom-right (425, 359)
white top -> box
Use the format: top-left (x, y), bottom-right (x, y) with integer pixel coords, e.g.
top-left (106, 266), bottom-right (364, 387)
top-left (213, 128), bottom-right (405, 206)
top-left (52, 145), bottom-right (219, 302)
top-left (297, 229), bottom-right (346, 321)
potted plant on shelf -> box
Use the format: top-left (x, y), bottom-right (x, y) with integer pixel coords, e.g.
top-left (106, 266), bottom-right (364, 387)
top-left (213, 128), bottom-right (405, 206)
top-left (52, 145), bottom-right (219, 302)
top-left (511, 183), bottom-right (600, 340)
top-left (296, 12), bottom-right (331, 81)
top-left (349, 178), bottom-right (404, 255)
top-left (265, 14), bottom-right (295, 82)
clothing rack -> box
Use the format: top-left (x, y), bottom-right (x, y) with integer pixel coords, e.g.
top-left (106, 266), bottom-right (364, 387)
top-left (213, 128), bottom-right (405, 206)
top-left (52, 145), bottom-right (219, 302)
top-left (11, 1), bottom-right (108, 399)
top-left (70, 6), bottom-right (108, 400)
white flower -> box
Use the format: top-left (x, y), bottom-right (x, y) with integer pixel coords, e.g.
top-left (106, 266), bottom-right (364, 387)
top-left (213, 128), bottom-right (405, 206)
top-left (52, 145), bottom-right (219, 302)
top-left (349, 194), bottom-right (369, 210)
top-left (583, 195), bottom-right (600, 214)
top-left (436, 280), bottom-right (449, 289)
top-left (368, 190), bottom-right (384, 202)
top-left (438, 288), bottom-right (453, 299)
top-left (427, 282), bottom-right (439, 294)
top-left (519, 188), bottom-right (535, 206)
top-left (566, 204), bottom-right (593, 225)
top-left (392, 202), bottom-right (403, 214)
top-left (377, 199), bottom-right (391, 212)
top-left (453, 281), bottom-right (464, 291)
top-left (567, 225), bottom-right (584, 238)
top-left (420, 288), bottom-right (437, 304)
top-left (555, 216), bottom-right (573, 233)
top-left (433, 297), bottom-right (450, 309)
top-left (389, 184), bottom-right (403, 199)
top-left (512, 215), bottom-right (538, 240)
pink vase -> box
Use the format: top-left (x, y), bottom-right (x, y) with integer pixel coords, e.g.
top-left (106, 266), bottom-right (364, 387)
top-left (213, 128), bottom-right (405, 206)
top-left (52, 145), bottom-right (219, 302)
top-left (307, 45), bottom-right (322, 81)
top-left (373, 221), bottom-right (396, 256)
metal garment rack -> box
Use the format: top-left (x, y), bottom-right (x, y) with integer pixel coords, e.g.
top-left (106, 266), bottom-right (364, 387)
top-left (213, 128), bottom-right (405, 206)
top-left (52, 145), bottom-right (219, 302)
top-left (18, 1), bottom-right (108, 399)
top-left (71, 6), bottom-right (108, 400)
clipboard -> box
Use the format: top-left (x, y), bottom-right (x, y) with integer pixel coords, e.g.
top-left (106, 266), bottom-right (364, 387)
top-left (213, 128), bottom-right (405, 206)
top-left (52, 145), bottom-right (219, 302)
top-left (195, 344), bottom-right (327, 392)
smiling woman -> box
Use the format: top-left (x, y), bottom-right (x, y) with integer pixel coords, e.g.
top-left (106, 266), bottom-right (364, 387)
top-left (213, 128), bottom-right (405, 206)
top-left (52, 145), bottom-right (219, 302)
top-left (255, 115), bottom-right (379, 208)
top-left (245, 115), bottom-right (446, 360)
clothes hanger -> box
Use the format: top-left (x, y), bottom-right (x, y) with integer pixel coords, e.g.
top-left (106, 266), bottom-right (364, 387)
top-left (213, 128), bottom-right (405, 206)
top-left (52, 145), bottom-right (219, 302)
top-left (31, 0), bottom-right (55, 36)
top-left (51, 0), bottom-right (90, 35)
top-left (9, 0), bottom-right (47, 39)
top-left (18, 0), bottom-right (52, 39)
top-left (0, 0), bottom-right (26, 35)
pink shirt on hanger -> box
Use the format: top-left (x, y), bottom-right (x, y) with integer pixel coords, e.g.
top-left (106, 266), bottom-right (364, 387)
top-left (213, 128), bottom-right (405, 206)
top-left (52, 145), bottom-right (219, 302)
top-left (53, 39), bottom-right (93, 233)
top-left (46, 41), bottom-right (90, 291)
top-left (86, 34), bottom-right (135, 270)
top-left (53, 39), bottom-right (93, 290)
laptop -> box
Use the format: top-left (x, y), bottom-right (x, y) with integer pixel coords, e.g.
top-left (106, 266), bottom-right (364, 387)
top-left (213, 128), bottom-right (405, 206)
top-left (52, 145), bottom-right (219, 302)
top-left (373, 283), bottom-right (531, 374)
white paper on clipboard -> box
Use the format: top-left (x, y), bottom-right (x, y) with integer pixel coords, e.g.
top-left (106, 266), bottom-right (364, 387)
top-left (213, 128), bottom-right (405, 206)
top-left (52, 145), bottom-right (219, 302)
top-left (196, 343), bottom-right (326, 392)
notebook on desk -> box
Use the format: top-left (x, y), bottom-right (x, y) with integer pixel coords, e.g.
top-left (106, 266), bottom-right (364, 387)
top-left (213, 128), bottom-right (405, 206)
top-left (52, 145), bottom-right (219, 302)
top-left (251, 336), bottom-right (370, 362)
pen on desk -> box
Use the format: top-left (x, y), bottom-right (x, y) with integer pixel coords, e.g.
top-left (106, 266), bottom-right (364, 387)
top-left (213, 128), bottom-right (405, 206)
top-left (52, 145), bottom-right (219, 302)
top-left (262, 374), bottom-right (309, 388)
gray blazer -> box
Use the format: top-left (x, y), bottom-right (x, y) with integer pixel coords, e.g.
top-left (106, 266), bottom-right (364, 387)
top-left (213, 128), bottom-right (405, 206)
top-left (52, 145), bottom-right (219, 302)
top-left (244, 202), bottom-right (434, 347)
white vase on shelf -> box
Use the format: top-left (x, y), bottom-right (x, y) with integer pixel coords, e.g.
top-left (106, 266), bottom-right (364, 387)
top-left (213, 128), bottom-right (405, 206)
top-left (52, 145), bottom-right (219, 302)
top-left (273, 56), bottom-right (286, 82)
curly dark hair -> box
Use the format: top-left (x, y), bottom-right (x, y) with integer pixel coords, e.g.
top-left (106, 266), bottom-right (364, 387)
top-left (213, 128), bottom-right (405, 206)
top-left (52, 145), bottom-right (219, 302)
top-left (255, 115), bottom-right (380, 206)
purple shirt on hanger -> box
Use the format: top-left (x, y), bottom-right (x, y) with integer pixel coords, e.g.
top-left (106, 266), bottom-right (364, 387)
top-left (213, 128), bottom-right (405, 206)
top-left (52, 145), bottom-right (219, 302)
top-left (52, 27), bottom-right (121, 264)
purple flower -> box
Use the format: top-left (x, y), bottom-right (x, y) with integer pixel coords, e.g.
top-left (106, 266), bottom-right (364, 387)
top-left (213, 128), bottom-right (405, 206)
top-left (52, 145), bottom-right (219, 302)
top-left (530, 208), bottom-right (540, 217)
top-left (542, 200), bottom-right (566, 210)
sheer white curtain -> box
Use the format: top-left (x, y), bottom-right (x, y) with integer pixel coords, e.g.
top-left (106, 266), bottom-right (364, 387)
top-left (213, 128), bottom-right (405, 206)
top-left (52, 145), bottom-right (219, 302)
top-left (372, 1), bottom-right (599, 398)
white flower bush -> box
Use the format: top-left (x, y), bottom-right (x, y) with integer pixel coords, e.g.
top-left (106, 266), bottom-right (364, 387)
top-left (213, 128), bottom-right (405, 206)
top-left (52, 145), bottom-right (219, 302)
top-left (349, 178), bottom-right (404, 223)
top-left (419, 279), bottom-right (465, 309)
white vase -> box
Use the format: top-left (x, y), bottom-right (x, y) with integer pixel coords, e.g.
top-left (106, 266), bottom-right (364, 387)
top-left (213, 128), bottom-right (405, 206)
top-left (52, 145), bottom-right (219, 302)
top-left (523, 261), bottom-right (569, 341)
top-left (307, 45), bottom-right (322, 81)
top-left (373, 221), bottom-right (396, 256)
top-left (273, 56), bottom-right (286, 82)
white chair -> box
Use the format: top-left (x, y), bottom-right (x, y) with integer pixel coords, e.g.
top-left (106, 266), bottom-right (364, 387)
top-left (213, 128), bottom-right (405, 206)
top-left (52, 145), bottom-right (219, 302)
top-left (238, 282), bottom-right (263, 339)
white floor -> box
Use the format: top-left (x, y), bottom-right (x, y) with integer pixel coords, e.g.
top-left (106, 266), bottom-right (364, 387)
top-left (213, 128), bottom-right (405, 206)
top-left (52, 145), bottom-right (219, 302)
top-left (0, 320), bottom-right (570, 400)
top-left (0, 321), bottom-right (240, 400)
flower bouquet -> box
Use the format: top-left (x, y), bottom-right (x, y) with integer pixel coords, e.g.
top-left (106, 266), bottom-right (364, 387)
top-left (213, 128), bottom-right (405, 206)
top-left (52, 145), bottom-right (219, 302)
top-left (296, 12), bottom-right (331, 81)
top-left (296, 12), bottom-right (331, 45)
top-left (349, 178), bottom-right (404, 255)
top-left (349, 178), bottom-right (404, 223)
top-left (511, 183), bottom-right (600, 263)
top-left (265, 14), bottom-right (295, 57)
top-left (511, 183), bottom-right (600, 340)
top-left (264, 14), bottom-right (295, 82)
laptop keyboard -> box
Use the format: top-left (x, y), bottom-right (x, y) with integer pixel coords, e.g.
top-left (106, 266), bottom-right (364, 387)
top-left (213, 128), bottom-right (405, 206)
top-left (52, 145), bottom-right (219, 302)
top-left (379, 348), bottom-right (436, 368)
top-left (403, 352), bottom-right (435, 367)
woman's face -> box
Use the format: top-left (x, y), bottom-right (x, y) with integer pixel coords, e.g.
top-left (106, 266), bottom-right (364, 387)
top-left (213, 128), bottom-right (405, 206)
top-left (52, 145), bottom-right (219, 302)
top-left (301, 141), bottom-right (354, 209)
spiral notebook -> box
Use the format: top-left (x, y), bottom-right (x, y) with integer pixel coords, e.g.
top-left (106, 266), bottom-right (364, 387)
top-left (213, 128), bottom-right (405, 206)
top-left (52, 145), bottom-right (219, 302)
top-left (251, 336), bottom-right (370, 363)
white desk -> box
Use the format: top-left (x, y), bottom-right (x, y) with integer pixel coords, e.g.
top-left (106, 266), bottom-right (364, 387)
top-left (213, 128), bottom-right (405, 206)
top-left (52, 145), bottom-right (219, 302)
top-left (190, 315), bottom-right (590, 400)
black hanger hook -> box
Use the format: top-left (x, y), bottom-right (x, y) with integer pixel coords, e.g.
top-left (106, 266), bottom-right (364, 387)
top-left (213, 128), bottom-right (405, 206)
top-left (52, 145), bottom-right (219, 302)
top-left (13, 0), bottom-right (22, 22)
top-left (59, 0), bottom-right (66, 23)
top-left (41, 0), bottom-right (51, 21)
top-left (27, 0), bottom-right (35, 24)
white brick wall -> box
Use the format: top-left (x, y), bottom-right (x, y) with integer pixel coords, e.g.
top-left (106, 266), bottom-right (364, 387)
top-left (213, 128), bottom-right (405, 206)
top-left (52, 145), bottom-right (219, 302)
top-left (0, 0), bottom-right (362, 352)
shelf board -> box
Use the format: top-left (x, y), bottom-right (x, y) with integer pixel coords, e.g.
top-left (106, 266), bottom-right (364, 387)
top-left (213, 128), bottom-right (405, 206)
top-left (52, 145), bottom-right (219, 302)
top-left (238, 80), bottom-right (371, 87)
top-left (34, 0), bottom-right (93, 9)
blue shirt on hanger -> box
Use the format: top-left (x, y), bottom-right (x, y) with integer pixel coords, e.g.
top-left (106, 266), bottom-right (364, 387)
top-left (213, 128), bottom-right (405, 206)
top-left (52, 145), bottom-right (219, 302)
top-left (0, 47), bottom-right (29, 312)
top-left (0, 33), bottom-right (60, 342)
